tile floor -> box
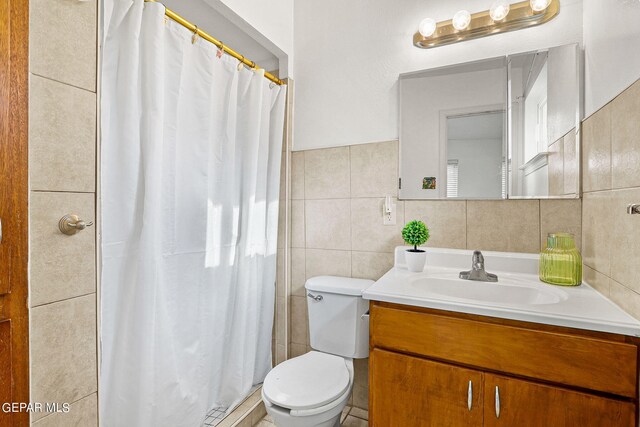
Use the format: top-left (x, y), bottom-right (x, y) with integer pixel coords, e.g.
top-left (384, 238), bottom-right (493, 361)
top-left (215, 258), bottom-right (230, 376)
top-left (257, 406), bottom-right (368, 427)
top-left (203, 407), bottom-right (229, 427)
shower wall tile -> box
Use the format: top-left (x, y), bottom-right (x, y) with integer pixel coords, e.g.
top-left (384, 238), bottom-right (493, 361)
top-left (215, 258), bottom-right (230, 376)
top-left (582, 104), bottom-right (612, 192)
top-left (29, 75), bottom-right (96, 193)
top-left (305, 199), bottom-right (351, 250)
top-left (30, 0), bottom-right (97, 92)
top-left (304, 147), bottom-right (350, 199)
top-left (30, 294), bottom-right (97, 421)
top-left (466, 200), bottom-right (540, 253)
top-left (32, 393), bottom-right (97, 427)
top-left (539, 199), bottom-right (582, 251)
top-left (350, 198), bottom-right (404, 253)
top-left (29, 1), bottom-right (99, 425)
top-left (30, 192), bottom-right (96, 307)
top-left (350, 141), bottom-right (398, 198)
top-left (404, 200), bottom-right (467, 249)
top-left (611, 80), bottom-right (640, 190)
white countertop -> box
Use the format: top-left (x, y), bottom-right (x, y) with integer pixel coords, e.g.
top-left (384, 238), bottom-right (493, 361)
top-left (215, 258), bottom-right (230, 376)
top-left (362, 247), bottom-right (640, 337)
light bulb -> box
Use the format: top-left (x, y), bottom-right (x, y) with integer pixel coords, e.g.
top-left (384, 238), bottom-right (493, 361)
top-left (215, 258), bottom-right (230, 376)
top-left (530, 0), bottom-right (551, 12)
top-left (490, 0), bottom-right (510, 21)
top-left (418, 18), bottom-right (437, 37)
top-left (452, 10), bottom-right (471, 31)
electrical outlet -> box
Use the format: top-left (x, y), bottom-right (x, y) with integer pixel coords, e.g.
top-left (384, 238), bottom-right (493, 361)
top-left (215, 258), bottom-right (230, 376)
top-left (383, 204), bottom-right (396, 225)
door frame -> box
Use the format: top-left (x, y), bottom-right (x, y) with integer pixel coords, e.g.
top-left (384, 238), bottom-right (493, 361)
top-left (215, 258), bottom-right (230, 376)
top-left (0, 0), bottom-right (30, 424)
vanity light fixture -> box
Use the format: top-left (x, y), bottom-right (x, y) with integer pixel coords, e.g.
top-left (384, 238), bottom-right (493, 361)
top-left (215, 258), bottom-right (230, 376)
top-left (418, 18), bottom-right (437, 37)
top-left (414, 0), bottom-right (559, 49)
top-left (452, 10), bottom-right (472, 30)
top-left (490, 0), bottom-right (511, 21)
top-left (530, 0), bottom-right (552, 12)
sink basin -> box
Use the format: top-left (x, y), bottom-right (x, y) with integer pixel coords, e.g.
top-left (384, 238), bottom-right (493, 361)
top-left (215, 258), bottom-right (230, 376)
top-left (409, 275), bottom-right (567, 306)
top-left (362, 247), bottom-right (640, 337)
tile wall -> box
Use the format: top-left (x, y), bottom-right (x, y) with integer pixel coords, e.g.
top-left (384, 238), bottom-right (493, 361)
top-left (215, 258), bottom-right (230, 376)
top-left (581, 78), bottom-right (640, 317)
top-left (548, 128), bottom-right (579, 196)
top-left (288, 140), bottom-right (582, 409)
top-left (28, 0), bottom-right (98, 424)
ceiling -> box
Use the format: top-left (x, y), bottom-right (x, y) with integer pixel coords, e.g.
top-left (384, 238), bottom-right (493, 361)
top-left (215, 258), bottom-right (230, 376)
top-left (161, 0), bottom-right (279, 72)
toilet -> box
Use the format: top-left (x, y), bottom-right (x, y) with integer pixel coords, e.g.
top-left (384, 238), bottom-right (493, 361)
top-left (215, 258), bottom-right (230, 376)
top-left (262, 276), bottom-right (373, 427)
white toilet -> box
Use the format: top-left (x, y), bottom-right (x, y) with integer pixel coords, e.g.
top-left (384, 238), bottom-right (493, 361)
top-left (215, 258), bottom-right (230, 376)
top-left (262, 276), bottom-right (373, 427)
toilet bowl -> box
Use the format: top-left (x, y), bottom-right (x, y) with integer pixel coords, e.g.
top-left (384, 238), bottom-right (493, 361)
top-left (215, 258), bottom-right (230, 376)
top-left (262, 351), bottom-right (353, 427)
top-left (261, 276), bottom-right (373, 427)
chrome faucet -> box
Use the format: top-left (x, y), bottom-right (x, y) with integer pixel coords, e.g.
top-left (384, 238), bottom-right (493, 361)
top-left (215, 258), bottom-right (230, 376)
top-left (459, 250), bottom-right (498, 282)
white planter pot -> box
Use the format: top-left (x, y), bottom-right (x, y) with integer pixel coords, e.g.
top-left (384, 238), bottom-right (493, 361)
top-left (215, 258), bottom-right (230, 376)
top-left (405, 250), bottom-right (427, 272)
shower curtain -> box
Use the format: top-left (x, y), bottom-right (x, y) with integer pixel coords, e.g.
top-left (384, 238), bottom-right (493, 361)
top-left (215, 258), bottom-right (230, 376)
top-left (100, 1), bottom-right (286, 425)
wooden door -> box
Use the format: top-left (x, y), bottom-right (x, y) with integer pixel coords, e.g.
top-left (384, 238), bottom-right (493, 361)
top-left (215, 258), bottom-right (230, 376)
top-left (0, 0), bottom-right (29, 425)
top-left (483, 374), bottom-right (636, 427)
top-left (370, 349), bottom-right (483, 426)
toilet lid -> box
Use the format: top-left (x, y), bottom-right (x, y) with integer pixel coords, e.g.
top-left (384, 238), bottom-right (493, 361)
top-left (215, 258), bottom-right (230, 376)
top-left (263, 351), bottom-right (350, 410)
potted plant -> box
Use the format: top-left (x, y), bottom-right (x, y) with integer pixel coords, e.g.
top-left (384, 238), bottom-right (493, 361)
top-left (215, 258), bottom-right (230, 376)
top-left (402, 220), bottom-right (430, 272)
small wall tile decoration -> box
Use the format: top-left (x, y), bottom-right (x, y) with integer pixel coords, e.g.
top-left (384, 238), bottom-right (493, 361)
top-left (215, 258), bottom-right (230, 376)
top-left (423, 177), bottom-right (436, 190)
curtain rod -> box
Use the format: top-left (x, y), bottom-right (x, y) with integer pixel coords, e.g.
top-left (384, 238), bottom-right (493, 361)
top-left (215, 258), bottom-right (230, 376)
top-left (144, 0), bottom-right (285, 85)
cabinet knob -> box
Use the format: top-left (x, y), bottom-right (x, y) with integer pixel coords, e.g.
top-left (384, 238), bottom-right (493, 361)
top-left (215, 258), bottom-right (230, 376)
top-left (467, 380), bottom-right (473, 411)
top-left (495, 386), bottom-right (501, 418)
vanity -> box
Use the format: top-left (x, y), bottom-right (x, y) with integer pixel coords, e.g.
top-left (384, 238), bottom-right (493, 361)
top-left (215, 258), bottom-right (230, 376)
top-left (363, 248), bottom-right (640, 426)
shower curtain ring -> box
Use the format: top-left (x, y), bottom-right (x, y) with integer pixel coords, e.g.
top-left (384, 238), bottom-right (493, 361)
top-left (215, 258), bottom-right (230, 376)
top-left (191, 26), bottom-right (199, 44)
top-left (216, 42), bottom-right (224, 59)
top-left (237, 56), bottom-right (245, 71)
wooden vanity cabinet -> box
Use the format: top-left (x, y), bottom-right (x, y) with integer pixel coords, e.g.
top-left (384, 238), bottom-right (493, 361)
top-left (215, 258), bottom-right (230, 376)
top-left (369, 301), bottom-right (639, 427)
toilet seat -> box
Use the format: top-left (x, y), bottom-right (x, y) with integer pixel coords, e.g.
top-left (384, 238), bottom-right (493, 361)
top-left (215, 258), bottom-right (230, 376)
top-left (262, 351), bottom-right (351, 411)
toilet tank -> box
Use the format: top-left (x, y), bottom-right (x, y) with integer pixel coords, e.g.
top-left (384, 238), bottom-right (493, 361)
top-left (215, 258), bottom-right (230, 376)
top-left (305, 276), bottom-right (374, 359)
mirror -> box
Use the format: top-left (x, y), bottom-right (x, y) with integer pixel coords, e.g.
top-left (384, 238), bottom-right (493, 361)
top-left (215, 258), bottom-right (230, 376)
top-left (399, 43), bottom-right (581, 200)
top-left (508, 44), bottom-right (581, 198)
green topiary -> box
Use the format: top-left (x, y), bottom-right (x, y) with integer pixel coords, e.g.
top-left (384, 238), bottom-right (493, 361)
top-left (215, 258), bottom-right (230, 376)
top-left (402, 220), bottom-right (430, 252)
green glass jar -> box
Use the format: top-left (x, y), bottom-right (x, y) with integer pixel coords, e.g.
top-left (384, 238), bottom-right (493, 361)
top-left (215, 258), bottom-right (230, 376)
top-left (539, 233), bottom-right (582, 286)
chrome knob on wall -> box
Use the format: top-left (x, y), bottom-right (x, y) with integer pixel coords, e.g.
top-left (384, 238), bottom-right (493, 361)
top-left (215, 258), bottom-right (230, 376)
top-left (58, 214), bottom-right (94, 235)
top-left (627, 204), bottom-right (640, 215)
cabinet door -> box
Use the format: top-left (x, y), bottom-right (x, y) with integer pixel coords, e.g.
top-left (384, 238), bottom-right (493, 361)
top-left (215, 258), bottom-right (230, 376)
top-left (484, 374), bottom-right (636, 427)
top-left (370, 349), bottom-right (483, 427)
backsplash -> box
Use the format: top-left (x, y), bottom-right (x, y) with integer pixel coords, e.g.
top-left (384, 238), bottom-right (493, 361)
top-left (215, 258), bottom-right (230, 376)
top-left (581, 78), bottom-right (640, 319)
top-left (288, 140), bottom-right (582, 410)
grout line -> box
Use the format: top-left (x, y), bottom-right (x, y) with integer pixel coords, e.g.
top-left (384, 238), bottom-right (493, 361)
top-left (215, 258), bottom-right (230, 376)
top-left (32, 391), bottom-right (97, 422)
top-left (30, 291), bottom-right (96, 309)
top-left (30, 72), bottom-right (97, 94)
top-left (31, 189), bottom-right (96, 195)
top-left (583, 185), bottom-right (640, 195)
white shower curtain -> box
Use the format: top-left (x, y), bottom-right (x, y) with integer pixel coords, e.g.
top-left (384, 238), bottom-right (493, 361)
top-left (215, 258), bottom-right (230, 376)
top-left (100, 1), bottom-right (286, 425)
